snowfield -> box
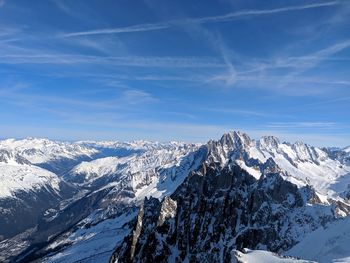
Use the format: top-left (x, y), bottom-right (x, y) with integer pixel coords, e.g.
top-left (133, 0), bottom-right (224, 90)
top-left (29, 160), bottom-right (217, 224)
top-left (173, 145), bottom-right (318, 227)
top-left (0, 149), bottom-right (60, 199)
top-left (286, 217), bottom-right (350, 263)
top-left (0, 137), bottom-right (97, 165)
top-left (0, 163), bottom-right (60, 198)
top-left (232, 249), bottom-right (315, 263)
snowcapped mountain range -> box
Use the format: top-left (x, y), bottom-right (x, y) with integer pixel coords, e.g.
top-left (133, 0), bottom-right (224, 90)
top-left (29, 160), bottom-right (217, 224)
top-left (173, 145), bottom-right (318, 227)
top-left (0, 150), bottom-right (60, 199)
top-left (0, 132), bottom-right (349, 263)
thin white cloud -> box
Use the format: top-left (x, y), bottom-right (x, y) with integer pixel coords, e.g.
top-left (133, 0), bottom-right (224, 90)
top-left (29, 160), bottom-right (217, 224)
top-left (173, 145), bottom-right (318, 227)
top-left (0, 38), bottom-right (22, 44)
top-left (62, 23), bottom-right (170, 37)
top-left (120, 89), bottom-right (158, 104)
top-left (281, 39), bottom-right (350, 69)
top-left (0, 0), bottom-right (5, 7)
top-left (198, 107), bottom-right (269, 117)
top-left (195, 1), bottom-right (339, 23)
top-left (176, 21), bottom-right (239, 88)
top-left (274, 39), bottom-right (350, 90)
top-left (50, 0), bottom-right (93, 21)
top-left (239, 38), bottom-right (350, 74)
top-left (60, 1), bottom-right (339, 37)
top-left (51, 0), bottom-right (73, 16)
top-left (265, 122), bottom-right (338, 129)
top-left (0, 54), bottom-right (225, 68)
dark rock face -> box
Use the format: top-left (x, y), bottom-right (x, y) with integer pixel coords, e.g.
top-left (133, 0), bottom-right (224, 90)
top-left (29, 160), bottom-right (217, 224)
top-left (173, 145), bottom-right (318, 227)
top-left (9, 181), bottom-right (138, 263)
top-left (5, 180), bottom-right (138, 263)
top-left (0, 149), bottom-right (31, 165)
top-left (112, 160), bottom-right (334, 263)
top-left (0, 180), bottom-right (76, 242)
top-left (0, 186), bottom-right (61, 240)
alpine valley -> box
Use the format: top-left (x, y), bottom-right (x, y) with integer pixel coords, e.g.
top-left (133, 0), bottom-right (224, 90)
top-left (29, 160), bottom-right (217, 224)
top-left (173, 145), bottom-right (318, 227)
top-left (0, 131), bottom-right (350, 263)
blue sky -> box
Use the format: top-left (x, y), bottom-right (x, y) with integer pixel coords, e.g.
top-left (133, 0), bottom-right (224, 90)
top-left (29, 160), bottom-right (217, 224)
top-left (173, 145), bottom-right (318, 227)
top-left (0, 0), bottom-right (349, 146)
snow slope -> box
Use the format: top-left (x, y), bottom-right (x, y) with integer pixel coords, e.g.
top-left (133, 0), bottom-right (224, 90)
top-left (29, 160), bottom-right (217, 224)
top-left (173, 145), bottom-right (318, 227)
top-left (69, 156), bottom-right (134, 184)
top-left (0, 163), bottom-right (60, 199)
top-left (0, 138), bottom-right (97, 165)
top-left (232, 249), bottom-right (314, 263)
top-left (0, 149), bottom-right (65, 240)
top-left (77, 140), bottom-right (179, 152)
top-left (0, 150), bottom-right (60, 199)
top-left (41, 210), bottom-right (138, 263)
top-left (344, 146), bottom-right (350, 153)
top-left (286, 217), bottom-right (350, 263)
top-left (67, 142), bottom-right (203, 200)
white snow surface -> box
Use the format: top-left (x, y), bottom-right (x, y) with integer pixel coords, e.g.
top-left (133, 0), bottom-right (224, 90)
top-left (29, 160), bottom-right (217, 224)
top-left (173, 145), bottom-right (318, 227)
top-left (235, 160), bottom-right (261, 180)
top-left (286, 217), bottom-right (350, 263)
top-left (0, 137), bottom-right (97, 164)
top-left (232, 249), bottom-right (314, 263)
top-left (43, 210), bottom-right (138, 263)
top-left (344, 146), bottom-right (350, 153)
top-left (71, 156), bottom-right (134, 182)
top-left (0, 150), bottom-right (60, 198)
top-left (68, 142), bottom-right (202, 200)
top-left (0, 163), bottom-right (60, 198)
top-left (77, 140), bottom-right (186, 151)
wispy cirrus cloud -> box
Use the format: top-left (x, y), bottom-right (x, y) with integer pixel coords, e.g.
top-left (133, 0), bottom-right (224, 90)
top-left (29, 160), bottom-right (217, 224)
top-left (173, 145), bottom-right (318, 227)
top-left (198, 106), bottom-right (269, 117)
top-left (276, 39), bottom-right (350, 70)
top-left (0, 85), bottom-right (158, 111)
top-left (265, 122), bottom-right (338, 129)
top-left (62, 22), bottom-right (170, 37)
top-left (120, 89), bottom-right (158, 105)
top-left (0, 54), bottom-right (225, 68)
top-left (271, 39), bottom-right (350, 92)
top-left (60, 1), bottom-right (339, 37)
top-left (4, 37), bottom-right (344, 72)
top-left (237, 38), bottom-right (350, 75)
top-left (51, 0), bottom-right (74, 16)
top-left (195, 1), bottom-right (338, 23)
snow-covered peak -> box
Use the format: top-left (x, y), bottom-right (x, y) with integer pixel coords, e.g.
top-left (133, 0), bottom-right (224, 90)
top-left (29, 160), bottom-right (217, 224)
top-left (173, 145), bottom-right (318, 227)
top-left (0, 161), bottom-right (60, 199)
top-left (66, 142), bottom-right (202, 201)
top-left (0, 138), bottom-right (98, 164)
top-left (204, 131), bottom-right (350, 198)
top-left (206, 131), bottom-right (253, 165)
top-left (223, 131), bottom-right (253, 148)
top-left (69, 155), bottom-right (135, 183)
top-left (77, 140), bottom-right (194, 152)
top-left (344, 146), bottom-right (350, 153)
top-left (291, 141), bottom-right (320, 163)
top-left (259, 135), bottom-right (280, 150)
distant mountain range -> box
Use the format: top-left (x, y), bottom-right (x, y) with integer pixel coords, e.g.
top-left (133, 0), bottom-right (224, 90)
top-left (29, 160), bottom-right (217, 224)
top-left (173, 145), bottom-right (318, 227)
top-left (0, 132), bottom-right (349, 263)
